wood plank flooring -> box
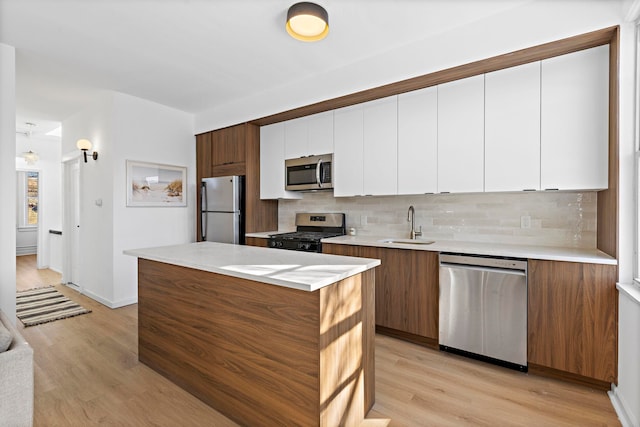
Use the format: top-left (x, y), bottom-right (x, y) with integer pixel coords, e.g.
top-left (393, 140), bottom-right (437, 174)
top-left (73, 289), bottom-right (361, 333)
top-left (15, 255), bottom-right (621, 426)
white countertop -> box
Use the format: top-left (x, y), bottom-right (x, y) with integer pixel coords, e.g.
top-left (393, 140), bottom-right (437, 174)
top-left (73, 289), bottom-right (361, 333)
top-left (321, 235), bottom-right (617, 265)
top-left (245, 230), bottom-right (291, 239)
top-left (124, 241), bottom-right (380, 292)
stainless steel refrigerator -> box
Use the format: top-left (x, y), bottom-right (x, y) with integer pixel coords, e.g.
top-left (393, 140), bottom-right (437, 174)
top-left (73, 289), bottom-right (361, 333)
top-left (200, 176), bottom-right (244, 244)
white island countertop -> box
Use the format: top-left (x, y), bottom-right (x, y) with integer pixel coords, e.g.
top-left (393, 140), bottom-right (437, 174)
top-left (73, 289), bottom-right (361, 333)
top-left (322, 235), bottom-right (617, 265)
top-left (125, 241), bottom-right (380, 292)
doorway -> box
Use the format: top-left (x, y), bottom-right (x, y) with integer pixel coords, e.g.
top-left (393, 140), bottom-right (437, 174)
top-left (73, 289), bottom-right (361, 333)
top-left (15, 170), bottom-right (39, 258)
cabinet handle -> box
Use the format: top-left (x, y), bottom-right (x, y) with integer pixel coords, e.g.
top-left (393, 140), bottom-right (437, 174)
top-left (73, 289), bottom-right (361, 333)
top-left (544, 188), bottom-right (559, 191)
top-left (522, 189), bottom-right (536, 192)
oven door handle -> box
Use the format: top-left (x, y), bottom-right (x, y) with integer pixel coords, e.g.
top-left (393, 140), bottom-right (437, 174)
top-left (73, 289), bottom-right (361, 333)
top-left (316, 159), bottom-right (322, 188)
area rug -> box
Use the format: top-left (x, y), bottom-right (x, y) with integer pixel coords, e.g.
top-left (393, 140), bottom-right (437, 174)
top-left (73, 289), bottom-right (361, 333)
top-left (16, 286), bottom-right (91, 327)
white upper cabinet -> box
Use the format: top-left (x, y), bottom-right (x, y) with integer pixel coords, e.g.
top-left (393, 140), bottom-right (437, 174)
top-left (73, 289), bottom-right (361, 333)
top-left (284, 111), bottom-right (334, 159)
top-left (437, 74), bottom-right (485, 193)
top-left (333, 104), bottom-right (364, 197)
top-left (284, 116), bottom-right (308, 159)
top-left (307, 111), bottom-right (334, 156)
top-left (485, 62), bottom-right (541, 192)
top-left (541, 45), bottom-right (609, 190)
top-left (260, 123), bottom-right (301, 200)
top-left (363, 96), bottom-right (398, 196)
top-left (398, 86), bottom-right (438, 195)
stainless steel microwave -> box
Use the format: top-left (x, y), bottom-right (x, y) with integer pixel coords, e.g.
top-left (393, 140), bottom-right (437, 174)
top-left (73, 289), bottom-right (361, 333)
top-left (285, 154), bottom-right (333, 191)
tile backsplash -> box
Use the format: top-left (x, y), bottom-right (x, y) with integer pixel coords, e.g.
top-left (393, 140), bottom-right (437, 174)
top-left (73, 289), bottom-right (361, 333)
top-left (279, 191), bottom-right (597, 248)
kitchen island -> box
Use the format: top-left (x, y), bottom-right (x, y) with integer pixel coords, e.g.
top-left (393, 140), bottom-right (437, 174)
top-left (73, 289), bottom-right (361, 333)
top-left (125, 242), bottom-right (380, 427)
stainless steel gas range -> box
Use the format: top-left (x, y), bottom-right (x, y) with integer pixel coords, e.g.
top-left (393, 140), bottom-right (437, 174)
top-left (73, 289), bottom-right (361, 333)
top-left (268, 213), bottom-right (345, 253)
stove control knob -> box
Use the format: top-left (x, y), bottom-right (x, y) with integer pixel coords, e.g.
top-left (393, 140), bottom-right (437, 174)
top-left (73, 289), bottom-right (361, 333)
top-left (277, 241), bottom-right (284, 248)
top-left (269, 240), bottom-right (276, 248)
top-left (300, 243), bottom-right (311, 251)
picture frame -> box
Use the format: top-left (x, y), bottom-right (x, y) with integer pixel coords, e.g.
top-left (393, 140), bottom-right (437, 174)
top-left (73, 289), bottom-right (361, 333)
top-left (126, 160), bottom-right (187, 207)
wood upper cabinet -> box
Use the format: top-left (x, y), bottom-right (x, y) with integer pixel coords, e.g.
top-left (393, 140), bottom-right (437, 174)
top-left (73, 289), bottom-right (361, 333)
top-left (528, 259), bottom-right (617, 384)
top-left (210, 125), bottom-right (247, 176)
top-left (196, 123), bottom-right (277, 239)
top-left (323, 243), bottom-right (439, 341)
top-left (196, 132), bottom-right (213, 181)
top-left (437, 74), bottom-right (485, 193)
top-left (485, 62), bottom-right (541, 192)
top-left (397, 86), bottom-right (438, 195)
top-left (540, 45), bottom-right (609, 191)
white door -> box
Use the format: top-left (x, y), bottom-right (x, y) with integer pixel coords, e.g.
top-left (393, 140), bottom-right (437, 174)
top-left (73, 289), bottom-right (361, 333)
top-left (62, 158), bottom-right (80, 287)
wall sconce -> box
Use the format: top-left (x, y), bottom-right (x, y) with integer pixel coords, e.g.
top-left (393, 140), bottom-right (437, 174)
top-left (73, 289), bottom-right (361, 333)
top-left (77, 139), bottom-right (98, 163)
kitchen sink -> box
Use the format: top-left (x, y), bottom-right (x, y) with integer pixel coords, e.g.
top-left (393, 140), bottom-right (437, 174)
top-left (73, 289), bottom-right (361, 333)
top-left (378, 238), bottom-right (435, 245)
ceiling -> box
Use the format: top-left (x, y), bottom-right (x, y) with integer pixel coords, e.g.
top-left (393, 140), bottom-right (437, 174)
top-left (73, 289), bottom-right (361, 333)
top-left (1, 0), bottom-right (537, 136)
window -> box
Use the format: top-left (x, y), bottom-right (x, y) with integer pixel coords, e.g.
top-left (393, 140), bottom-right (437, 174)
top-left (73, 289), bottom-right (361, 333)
top-left (16, 171), bottom-right (38, 228)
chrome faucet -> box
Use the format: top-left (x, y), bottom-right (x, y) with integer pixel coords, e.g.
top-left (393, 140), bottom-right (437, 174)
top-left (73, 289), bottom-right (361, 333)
top-left (407, 205), bottom-right (422, 240)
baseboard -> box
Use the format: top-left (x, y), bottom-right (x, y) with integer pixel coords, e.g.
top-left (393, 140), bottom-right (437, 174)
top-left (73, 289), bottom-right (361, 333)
top-left (81, 288), bottom-right (137, 309)
top-left (609, 384), bottom-right (637, 427)
top-left (16, 246), bottom-right (36, 256)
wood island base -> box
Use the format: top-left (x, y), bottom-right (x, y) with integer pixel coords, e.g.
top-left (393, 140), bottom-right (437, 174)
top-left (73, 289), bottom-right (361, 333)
top-left (137, 258), bottom-right (375, 427)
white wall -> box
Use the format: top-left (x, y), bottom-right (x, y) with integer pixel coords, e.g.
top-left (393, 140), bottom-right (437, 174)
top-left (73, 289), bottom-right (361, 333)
top-left (0, 43), bottom-right (16, 321)
top-left (194, 1), bottom-right (624, 133)
top-left (62, 92), bottom-right (195, 308)
top-left (62, 93), bottom-right (116, 303)
top-left (111, 92), bottom-right (195, 306)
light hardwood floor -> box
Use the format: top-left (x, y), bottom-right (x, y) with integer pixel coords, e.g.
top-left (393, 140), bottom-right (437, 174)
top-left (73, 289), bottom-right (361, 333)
top-left (16, 255), bottom-right (621, 426)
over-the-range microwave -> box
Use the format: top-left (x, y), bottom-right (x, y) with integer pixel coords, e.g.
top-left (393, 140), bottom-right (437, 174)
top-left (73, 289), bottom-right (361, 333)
top-left (285, 153), bottom-right (333, 191)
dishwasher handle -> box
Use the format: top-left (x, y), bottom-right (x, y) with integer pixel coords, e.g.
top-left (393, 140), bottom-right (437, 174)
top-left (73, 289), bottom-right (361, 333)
top-left (440, 262), bottom-right (527, 277)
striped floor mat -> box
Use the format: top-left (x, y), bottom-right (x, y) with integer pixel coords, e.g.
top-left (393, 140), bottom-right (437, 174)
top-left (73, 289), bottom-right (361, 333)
top-left (16, 286), bottom-right (91, 327)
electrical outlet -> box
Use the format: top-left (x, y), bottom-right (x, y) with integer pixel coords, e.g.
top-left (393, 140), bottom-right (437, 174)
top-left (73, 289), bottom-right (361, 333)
top-left (520, 215), bottom-right (531, 229)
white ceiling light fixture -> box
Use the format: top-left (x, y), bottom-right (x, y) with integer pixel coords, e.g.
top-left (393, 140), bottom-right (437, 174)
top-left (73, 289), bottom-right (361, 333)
top-left (286, 2), bottom-right (329, 42)
top-left (22, 150), bottom-right (39, 165)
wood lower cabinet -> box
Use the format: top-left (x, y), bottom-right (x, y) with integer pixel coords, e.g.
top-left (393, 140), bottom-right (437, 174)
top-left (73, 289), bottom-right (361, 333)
top-left (528, 259), bottom-right (617, 385)
top-left (323, 243), bottom-right (439, 344)
top-left (246, 237), bottom-right (268, 248)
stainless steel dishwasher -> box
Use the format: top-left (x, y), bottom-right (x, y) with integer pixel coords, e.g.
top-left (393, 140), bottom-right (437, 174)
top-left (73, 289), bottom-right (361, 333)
top-left (439, 253), bottom-right (528, 371)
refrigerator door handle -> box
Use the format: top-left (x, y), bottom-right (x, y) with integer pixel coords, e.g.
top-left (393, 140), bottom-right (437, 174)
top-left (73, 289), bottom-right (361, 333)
top-left (201, 182), bottom-right (207, 240)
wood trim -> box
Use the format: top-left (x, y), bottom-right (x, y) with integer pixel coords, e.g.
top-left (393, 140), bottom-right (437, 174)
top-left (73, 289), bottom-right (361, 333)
top-left (251, 26), bottom-right (619, 126)
top-left (528, 363), bottom-right (611, 391)
top-left (597, 26), bottom-right (620, 262)
top-left (244, 123), bottom-right (278, 233)
top-left (376, 326), bottom-right (439, 350)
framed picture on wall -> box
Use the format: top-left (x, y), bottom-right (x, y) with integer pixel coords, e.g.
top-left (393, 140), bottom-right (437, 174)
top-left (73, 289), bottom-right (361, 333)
top-left (126, 160), bottom-right (187, 207)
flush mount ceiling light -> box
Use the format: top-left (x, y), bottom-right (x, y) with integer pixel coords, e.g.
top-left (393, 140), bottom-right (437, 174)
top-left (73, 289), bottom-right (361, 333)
top-left (286, 2), bottom-right (329, 42)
